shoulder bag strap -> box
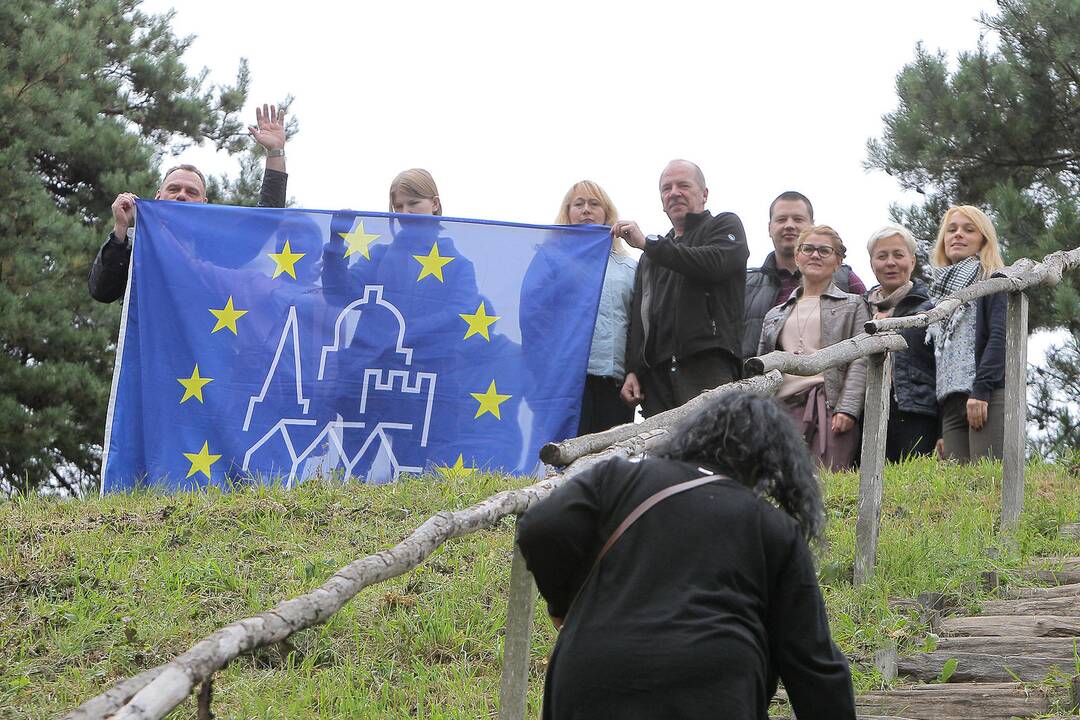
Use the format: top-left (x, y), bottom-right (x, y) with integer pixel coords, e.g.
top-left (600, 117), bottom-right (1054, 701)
top-left (562, 473), bottom-right (726, 621)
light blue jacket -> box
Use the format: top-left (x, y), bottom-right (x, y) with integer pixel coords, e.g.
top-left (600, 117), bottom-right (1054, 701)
top-left (588, 253), bottom-right (637, 379)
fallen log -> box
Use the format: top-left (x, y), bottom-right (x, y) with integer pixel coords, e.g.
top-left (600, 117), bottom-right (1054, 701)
top-left (897, 650), bottom-right (1075, 682)
top-left (856, 682), bottom-right (1050, 720)
top-left (539, 370), bottom-right (783, 467)
top-left (979, 595), bottom-right (1080, 617)
top-left (941, 614), bottom-right (1080, 637)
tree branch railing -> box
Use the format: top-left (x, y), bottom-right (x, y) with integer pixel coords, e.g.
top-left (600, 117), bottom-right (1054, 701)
top-left (66, 245), bottom-right (1080, 719)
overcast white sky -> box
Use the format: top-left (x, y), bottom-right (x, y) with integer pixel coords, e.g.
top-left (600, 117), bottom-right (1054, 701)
top-left (145, 0), bottom-right (1007, 287)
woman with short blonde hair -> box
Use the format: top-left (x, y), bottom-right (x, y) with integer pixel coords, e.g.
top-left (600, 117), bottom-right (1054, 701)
top-left (865, 224), bottom-right (938, 460)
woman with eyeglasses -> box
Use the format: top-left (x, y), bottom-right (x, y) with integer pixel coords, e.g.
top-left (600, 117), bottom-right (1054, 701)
top-left (758, 226), bottom-right (870, 470)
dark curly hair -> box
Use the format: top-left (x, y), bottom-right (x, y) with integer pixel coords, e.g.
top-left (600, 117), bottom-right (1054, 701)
top-left (655, 390), bottom-right (825, 542)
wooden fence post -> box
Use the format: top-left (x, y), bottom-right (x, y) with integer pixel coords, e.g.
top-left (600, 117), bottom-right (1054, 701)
top-left (498, 543), bottom-right (536, 720)
top-left (855, 352), bottom-right (892, 586)
top-left (1000, 291), bottom-right (1029, 531)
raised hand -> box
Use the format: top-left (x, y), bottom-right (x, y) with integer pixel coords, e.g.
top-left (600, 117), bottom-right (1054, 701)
top-left (248, 103), bottom-right (286, 151)
top-left (111, 192), bottom-right (138, 238)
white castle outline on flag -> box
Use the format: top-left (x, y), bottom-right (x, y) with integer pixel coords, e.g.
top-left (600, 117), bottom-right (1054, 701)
top-left (241, 285), bottom-right (437, 487)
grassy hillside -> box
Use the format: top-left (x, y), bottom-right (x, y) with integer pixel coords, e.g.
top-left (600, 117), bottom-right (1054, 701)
top-left (2, 459), bottom-right (1079, 719)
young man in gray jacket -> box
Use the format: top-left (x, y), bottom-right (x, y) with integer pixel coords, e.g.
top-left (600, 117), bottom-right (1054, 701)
top-left (741, 191), bottom-right (866, 360)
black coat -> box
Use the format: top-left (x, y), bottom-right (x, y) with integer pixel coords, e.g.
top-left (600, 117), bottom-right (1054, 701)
top-left (516, 456), bottom-right (855, 720)
top-left (626, 210), bottom-right (748, 373)
top-left (87, 169), bottom-right (289, 303)
top-left (869, 278), bottom-right (938, 416)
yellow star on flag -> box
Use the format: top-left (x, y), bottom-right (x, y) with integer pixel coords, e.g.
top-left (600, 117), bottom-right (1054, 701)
top-left (413, 241), bottom-right (454, 282)
top-left (209, 296), bottom-right (248, 335)
top-left (177, 364), bottom-right (213, 404)
top-left (459, 302), bottom-right (501, 341)
top-left (437, 454), bottom-right (477, 479)
top-left (339, 220), bottom-right (381, 259)
top-left (268, 238), bottom-right (306, 279)
top-left (470, 380), bottom-right (511, 420)
top-left (183, 441), bottom-right (221, 480)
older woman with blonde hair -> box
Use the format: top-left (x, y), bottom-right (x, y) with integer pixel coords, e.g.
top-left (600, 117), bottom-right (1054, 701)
top-left (865, 225), bottom-right (938, 460)
top-left (759, 225), bottom-right (869, 470)
top-left (928, 205), bottom-right (1007, 461)
top-left (555, 180), bottom-right (637, 434)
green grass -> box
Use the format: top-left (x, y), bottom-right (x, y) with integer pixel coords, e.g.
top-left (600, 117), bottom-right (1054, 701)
top-left (2, 459), bottom-right (1079, 719)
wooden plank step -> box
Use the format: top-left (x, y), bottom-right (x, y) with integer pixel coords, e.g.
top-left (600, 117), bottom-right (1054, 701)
top-left (935, 635), bottom-right (1080, 656)
top-left (1005, 581), bottom-right (1080, 599)
top-left (1024, 557), bottom-right (1080, 586)
top-left (941, 614), bottom-right (1080, 637)
top-left (856, 682), bottom-right (1050, 720)
top-left (1028, 568), bottom-right (1080, 585)
top-left (980, 595), bottom-right (1080, 616)
top-left (897, 650), bottom-right (1074, 682)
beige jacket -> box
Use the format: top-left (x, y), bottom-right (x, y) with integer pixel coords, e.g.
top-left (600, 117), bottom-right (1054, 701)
top-left (757, 283), bottom-right (870, 418)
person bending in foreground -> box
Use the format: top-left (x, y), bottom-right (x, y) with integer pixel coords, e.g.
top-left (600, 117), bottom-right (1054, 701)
top-left (89, 104), bottom-right (289, 303)
top-left (516, 390), bottom-right (855, 720)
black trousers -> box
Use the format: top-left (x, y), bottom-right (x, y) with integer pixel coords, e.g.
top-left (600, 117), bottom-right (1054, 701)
top-left (639, 349), bottom-right (739, 419)
top-left (578, 375), bottom-right (634, 436)
top-left (885, 396), bottom-right (938, 463)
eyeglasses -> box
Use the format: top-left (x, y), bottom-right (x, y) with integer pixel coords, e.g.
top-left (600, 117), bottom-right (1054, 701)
top-left (797, 244), bottom-right (836, 258)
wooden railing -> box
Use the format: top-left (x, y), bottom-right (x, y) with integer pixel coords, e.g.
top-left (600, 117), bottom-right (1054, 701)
top-left (65, 246), bottom-right (1080, 720)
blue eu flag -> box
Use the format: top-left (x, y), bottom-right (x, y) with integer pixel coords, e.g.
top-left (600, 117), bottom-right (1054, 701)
top-left (101, 201), bottom-right (611, 492)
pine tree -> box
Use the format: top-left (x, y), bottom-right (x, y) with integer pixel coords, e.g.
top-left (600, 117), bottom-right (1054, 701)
top-left (0, 0), bottom-right (260, 494)
top-left (866, 0), bottom-right (1080, 457)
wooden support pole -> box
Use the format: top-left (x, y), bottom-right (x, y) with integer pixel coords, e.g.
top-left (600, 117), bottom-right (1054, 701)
top-left (498, 544), bottom-right (536, 720)
top-left (855, 352), bottom-right (892, 586)
top-left (1000, 291), bottom-right (1029, 531)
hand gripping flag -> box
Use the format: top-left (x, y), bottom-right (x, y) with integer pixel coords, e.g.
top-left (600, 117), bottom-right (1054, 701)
top-left (101, 201), bottom-right (611, 492)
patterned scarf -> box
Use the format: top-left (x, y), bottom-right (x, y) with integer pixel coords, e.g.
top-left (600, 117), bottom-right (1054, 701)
top-left (867, 281), bottom-right (913, 319)
top-left (926, 255), bottom-right (981, 352)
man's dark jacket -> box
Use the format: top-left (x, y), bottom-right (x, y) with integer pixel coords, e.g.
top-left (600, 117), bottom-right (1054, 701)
top-left (741, 252), bottom-right (861, 361)
top-left (87, 169), bottom-right (289, 303)
top-left (626, 210), bottom-right (748, 375)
